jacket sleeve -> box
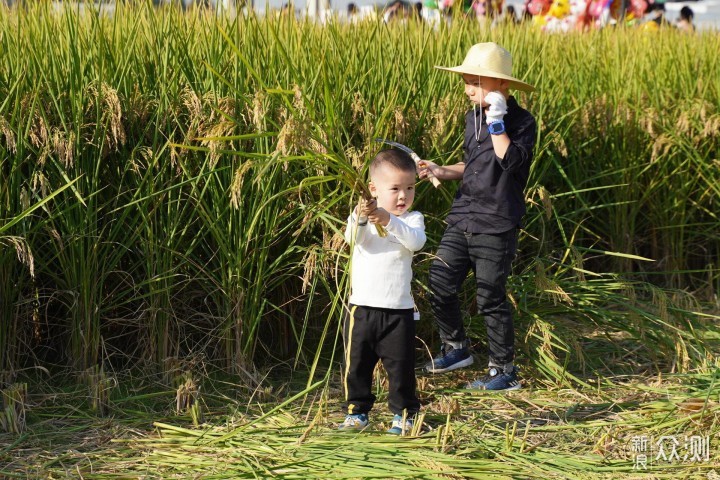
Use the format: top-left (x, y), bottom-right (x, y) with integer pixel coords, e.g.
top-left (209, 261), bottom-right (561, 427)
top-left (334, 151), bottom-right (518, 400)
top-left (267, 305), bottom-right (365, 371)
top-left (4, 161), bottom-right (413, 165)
top-left (496, 112), bottom-right (536, 173)
top-left (344, 212), bottom-right (369, 245)
top-left (384, 212), bottom-right (426, 252)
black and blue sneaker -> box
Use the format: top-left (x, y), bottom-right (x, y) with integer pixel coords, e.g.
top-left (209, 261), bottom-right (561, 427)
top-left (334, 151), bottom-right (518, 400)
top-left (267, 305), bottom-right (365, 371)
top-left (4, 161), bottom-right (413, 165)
top-left (387, 414), bottom-right (415, 436)
top-left (424, 343), bottom-right (474, 373)
top-left (338, 413), bottom-right (369, 430)
top-left (467, 366), bottom-right (521, 391)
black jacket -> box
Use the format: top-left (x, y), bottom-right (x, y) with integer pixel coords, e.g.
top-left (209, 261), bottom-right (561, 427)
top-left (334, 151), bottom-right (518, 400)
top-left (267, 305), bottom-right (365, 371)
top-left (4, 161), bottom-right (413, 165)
top-left (445, 96), bottom-right (536, 234)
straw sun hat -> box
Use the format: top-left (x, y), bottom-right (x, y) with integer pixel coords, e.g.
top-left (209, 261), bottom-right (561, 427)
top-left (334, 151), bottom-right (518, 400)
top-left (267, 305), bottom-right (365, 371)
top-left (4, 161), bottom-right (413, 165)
top-left (435, 42), bottom-right (535, 93)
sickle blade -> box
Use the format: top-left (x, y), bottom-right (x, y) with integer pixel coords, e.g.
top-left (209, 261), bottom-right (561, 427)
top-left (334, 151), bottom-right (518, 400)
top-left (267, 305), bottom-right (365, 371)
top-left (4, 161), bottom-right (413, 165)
top-left (373, 138), bottom-right (441, 188)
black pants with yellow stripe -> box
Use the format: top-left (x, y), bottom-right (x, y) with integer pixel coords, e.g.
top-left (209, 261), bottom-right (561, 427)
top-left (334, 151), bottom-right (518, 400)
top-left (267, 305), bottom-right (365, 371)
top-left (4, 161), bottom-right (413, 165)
top-left (343, 304), bottom-right (419, 416)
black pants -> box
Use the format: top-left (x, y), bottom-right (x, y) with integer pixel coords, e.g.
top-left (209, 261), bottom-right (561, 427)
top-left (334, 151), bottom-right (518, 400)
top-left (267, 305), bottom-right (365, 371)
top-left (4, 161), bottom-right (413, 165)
top-left (342, 304), bottom-right (419, 416)
top-left (428, 226), bottom-right (518, 366)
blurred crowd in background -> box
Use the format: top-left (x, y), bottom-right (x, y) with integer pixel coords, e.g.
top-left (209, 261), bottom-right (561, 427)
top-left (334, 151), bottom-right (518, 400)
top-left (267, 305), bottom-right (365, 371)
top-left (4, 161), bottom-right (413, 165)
top-left (338, 0), bottom-right (700, 32)
top-left (37, 0), bottom-right (711, 31)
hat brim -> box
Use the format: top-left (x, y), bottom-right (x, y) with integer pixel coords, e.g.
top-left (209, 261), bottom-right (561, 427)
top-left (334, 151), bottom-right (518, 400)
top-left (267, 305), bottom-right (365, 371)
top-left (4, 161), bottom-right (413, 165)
top-left (434, 65), bottom-right (535, 93)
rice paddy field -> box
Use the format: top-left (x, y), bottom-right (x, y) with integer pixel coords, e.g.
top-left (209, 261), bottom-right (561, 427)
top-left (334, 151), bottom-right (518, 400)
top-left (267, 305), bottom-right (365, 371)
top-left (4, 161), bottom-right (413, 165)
top-left (0, 2), bottom-right (719, 478)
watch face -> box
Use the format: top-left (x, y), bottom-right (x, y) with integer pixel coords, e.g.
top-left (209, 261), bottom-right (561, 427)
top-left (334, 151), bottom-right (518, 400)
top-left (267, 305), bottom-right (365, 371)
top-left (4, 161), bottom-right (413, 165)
top-left (489, 122), bottom-right (505, 134)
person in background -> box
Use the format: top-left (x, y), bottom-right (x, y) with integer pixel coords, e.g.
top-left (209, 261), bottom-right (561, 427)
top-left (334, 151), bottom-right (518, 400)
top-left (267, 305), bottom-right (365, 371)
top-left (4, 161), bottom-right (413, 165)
top-left (413, 1), bottom-right (425, 21)
top-left (347, 2), bottom-right (362, 22)
top-left (501, 4), bottom-right (521, 23)
top-left (677, 5), bottom-right (695, 32)
top-left (279, 2), bottom-right (292, 17)
top-left (647, 1), bottom-right (669, 27)
top-left (521, 3), bottom-right (533, 22)
top-left (384, 0), bottom-right (408, 22)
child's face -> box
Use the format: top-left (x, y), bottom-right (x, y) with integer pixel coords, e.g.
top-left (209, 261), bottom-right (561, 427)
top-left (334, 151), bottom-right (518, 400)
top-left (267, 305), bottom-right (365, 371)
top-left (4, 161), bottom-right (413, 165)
top-left (462, 75), bottom-right (507, 106)
top-left (369, 164), bottom-right (416, 216)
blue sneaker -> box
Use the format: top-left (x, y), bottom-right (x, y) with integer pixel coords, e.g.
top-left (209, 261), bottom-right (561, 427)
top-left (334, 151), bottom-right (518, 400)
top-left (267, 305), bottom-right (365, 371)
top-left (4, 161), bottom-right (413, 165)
top-left (425, 344), bottom-right (474, 373)
top-left (387, 414), bottom-right (414, 435)
top-left (467, 366), bottom-right (521, 391)
top-left (338, 413), bottom-right (369, 430)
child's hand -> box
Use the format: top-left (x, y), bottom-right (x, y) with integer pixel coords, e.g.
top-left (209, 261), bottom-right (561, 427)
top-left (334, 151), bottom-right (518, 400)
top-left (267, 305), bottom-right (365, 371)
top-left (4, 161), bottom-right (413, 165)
top-left (357, 198), bottom-right (377, 220)
top-left (418, 160), bottom-right (440, 181)
top-left (368, 207), bottom-right (390, 227)
top-left (484, 91), bottom-right (508, 124)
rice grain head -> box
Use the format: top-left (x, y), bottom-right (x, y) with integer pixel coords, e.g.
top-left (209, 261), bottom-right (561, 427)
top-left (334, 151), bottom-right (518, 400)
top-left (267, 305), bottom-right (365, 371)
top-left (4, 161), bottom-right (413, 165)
top-left (292, 84), bottom-right (305, 113)
top-left (345, 145), bottom-right (366, 172)
top-left (276, 115), bottom-right (311, 156)
top-left (182, 87), bottom-right (203, 127)
top-left (52, 128), bottom-right (76, 169)
top-left (702, 115), bottom-right (720, 139)
top-left (138, 146), bottom-right (154, 172)
top-left (651, 286), bottom-right (669, 322)
top-left (310, 130), bottom-right (328, 156)
top-left (651, 135), bottom-right (673, 163)
top-left (570, 247), bottom-right (586, 282)
top-left (0, 117), bottom-right (16, 153)
top-left (526, 318), bottom-right (558, 362)
top-left (675, 112), bottom-right (692, 136)
top-left (3, 236), bottom-right (35, 279)
top-left (393, 107), bottom-right (410, 144)
top-left (640, 108), bottom-right (659, 138)
top-left (251, 90), bottom-right (267, 131)
top-left (615, 102), bottom-right (634, 125)
top-left (20, 187), bottom-right (30, 211)
top-left (507, 290), bottom-right (518, 311)
top-left (28, 112), bottom-right (49, 150)
top-left (202, 119), bottom-right (235, 168)
top-left (175, 371), bottom-right (200, 417)
top-left (674, 333), bottom-right (690, 372)
top-left (229, 162), bottom-right (253, 210)
top-left (101, 83), bottom-right (126, 150)
top-left (548, 131), bottom-right (568, 158)
top-left (538, 185), bottom-right (553, 219)
top-left (351, 91), bottom-right (364, 123)
top-left (301, 247), bottom-right (317, 294)
top-left (534, 262), bottom-right (573, 305)
top-left (31, 171), bottom-right (49, 198)
top-left (213, 96), bottom-right (238, 122)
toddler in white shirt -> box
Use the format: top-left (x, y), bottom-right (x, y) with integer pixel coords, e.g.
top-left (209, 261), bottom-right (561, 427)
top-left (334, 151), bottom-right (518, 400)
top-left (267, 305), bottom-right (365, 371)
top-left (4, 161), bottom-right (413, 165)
top-left (339, 149), bottom-right (426, 436)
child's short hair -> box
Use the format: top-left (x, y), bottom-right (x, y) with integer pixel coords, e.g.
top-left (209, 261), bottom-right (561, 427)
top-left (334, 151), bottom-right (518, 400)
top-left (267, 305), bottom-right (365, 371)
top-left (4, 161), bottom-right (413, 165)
top-left (370, 149), bottom-right (416, 179)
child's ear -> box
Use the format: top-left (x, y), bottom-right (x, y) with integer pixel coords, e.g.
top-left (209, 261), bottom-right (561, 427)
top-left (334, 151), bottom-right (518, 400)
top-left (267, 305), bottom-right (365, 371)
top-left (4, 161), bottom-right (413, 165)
top-left (499, 80), bottom-right (511, 95)
top-left (368, 181), bottom-right (377, 197)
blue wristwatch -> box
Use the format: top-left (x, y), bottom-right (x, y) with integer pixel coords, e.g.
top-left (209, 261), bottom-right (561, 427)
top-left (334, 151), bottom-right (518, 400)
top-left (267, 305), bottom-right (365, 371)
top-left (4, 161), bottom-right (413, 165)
top-left (488, 121), bottom-right (506, 135)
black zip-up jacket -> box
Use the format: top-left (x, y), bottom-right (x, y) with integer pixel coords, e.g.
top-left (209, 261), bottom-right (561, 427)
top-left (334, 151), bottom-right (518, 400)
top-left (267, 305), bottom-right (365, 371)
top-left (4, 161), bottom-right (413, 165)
top-left (445, 96), bottom-right (536, 234)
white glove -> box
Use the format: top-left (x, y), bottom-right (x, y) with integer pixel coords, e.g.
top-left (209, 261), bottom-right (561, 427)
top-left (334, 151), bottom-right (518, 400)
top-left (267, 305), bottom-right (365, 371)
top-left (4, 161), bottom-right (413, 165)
top-left (484, 91), bottom-right (508, 125)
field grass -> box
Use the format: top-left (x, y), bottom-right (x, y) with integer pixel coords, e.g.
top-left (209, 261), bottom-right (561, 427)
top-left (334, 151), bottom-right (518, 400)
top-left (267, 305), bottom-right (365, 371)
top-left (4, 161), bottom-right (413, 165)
top-left (1, 365), bottom-right (719, 478)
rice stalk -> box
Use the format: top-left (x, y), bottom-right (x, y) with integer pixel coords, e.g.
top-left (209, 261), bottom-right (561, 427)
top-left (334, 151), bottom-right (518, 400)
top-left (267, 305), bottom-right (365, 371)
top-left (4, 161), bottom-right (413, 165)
top-left (82, 365), bottom-right (115, 417)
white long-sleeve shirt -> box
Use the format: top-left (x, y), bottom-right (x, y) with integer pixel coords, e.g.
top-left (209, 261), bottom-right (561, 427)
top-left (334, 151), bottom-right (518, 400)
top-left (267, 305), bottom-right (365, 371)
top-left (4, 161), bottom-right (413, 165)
top-left (344, 210), bottom-right (426, 310)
